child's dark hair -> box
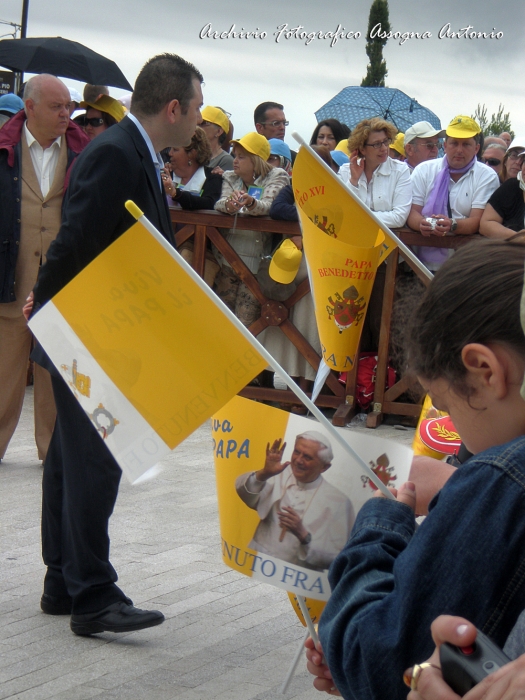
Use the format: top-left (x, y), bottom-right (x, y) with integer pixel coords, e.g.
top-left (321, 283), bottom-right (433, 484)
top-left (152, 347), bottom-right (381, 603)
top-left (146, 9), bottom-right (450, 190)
top-left (407, 240), bottom-right (525, 395)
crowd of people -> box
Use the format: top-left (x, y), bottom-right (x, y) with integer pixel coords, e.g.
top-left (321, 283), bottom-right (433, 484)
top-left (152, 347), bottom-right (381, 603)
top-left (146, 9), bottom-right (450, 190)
top-left (3, 57), bottom-right (525, 700)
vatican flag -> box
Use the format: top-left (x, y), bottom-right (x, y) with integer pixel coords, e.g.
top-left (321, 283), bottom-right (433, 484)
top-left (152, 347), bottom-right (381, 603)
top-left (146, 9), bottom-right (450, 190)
top-left (292, 146), bottom-right (385, 372)
top-left (29, 213), bottom-right (268, 484)
top-left (292, 140), bottom-right (432, 374)
top-left (292, 143), bottom-right (394, 259)
top-left (301, 212), bottom-right (383, 371)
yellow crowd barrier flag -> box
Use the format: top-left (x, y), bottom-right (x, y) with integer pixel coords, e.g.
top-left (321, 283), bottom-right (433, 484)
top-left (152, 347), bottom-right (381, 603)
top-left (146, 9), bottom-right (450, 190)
top-left (292, 142), bottom-right (395, 258)
top-left (212, 395), bottom-right (412, 601)
top-left (29, 218), bottom-right (268, 483)
top-left (293, 145), bottom-right (388, 372)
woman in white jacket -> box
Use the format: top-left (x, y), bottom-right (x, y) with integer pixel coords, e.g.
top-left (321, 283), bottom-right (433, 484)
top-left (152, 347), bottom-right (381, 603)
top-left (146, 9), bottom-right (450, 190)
top-left (338, 118), bottom-right (412, 350)
top-left (338, 117), bottom-right (412, 229)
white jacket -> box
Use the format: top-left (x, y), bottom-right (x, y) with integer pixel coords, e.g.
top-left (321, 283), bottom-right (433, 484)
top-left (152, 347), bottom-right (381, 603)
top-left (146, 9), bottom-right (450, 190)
top-left (338, 157), bottom-right (412, 229)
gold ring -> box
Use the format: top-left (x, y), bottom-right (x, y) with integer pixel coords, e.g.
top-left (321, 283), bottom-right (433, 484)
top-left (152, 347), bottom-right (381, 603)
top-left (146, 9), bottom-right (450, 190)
top-left (410, 662), bottom-right (440, 691)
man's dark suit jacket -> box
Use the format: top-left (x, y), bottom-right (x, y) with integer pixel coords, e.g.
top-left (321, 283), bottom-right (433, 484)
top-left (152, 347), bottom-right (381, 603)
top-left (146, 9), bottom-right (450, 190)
top-left (33, 116), bottom-right (174, 308)
top-left (32, 115), bottom-right (176, 613)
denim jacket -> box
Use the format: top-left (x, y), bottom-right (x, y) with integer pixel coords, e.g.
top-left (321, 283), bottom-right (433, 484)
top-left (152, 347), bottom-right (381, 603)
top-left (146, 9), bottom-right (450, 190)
top-left (319, 435), bottom-right (525, 700)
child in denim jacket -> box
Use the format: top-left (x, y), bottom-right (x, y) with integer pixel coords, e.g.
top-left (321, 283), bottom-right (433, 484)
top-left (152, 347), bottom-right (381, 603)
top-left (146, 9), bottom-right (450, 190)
top-left (310, 240), bottom-right (525, 700)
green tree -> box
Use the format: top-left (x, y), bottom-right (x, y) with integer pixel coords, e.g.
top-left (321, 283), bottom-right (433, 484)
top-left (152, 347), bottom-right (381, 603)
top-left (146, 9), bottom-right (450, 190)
top-left (361, 0), bottom-right (390, 87)
top-left (472, 103), bottom-right (514, 138)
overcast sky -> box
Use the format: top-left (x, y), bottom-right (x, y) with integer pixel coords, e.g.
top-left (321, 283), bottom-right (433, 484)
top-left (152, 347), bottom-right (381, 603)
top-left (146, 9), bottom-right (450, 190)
top-left (1, 0), bottom-right (524, 146)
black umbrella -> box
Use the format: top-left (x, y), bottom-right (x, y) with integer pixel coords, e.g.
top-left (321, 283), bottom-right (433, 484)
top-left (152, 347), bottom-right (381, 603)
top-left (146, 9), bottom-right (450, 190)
top-left (0, 37), bottom-right (133, 91)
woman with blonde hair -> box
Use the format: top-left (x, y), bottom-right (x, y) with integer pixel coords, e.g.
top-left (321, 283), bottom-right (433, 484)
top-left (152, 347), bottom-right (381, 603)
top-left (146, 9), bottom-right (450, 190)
top-left (338, 117), bottom-right (411, 228)
top-left (162, 126), bottom-right (222, 209)
top-left (214, 132), bottom-right (289, 326)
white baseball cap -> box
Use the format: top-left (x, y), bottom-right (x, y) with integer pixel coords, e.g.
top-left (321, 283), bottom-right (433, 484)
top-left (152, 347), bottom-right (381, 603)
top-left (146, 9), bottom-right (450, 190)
top-left (507, 137), bottom-right (525, 153)
top-left (404, 121), bottom-right (445, 147)
top-left (68, 87), bottom-right (82, 105)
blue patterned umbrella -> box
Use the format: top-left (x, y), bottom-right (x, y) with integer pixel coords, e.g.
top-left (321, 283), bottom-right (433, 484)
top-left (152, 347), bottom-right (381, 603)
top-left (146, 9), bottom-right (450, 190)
top-left (315, 87), bottom-right (441, 132)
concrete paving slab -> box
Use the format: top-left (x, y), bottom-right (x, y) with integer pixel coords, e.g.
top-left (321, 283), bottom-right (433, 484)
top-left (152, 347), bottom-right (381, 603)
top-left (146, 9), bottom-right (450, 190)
top-left (0, 387), bottom-right (415, 699)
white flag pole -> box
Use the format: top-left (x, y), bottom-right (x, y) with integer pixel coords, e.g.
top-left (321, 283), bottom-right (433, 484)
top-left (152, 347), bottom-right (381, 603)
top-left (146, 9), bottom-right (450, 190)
top-left (291, 132), bottom-right (434, 282)
top-left (280, 627), bottom-right (310, 694)
top-left (125, 201), bottom-right (394, 499)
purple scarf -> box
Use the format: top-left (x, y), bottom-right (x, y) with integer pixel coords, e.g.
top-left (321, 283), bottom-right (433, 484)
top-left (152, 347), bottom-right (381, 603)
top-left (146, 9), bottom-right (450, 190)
top-left (422, 156), bottom-right (477, 217)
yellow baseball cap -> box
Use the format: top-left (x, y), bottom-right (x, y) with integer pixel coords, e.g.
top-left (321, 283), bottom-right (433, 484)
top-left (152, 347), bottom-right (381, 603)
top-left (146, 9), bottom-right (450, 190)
top-left (79, 95), bottom-right (125, 123)
top-left (446, 115), bottom-right (481, 139)
top-left (231, 132), bottom-right (271, 160)
top-left (269, 239), bottom-right (302, 284)
top-left (391, 132), bottom-right (405, 157)
top-left (201, 106), bottom-right (229, 134)
top-left (335, 139), bottom-right (350, 155)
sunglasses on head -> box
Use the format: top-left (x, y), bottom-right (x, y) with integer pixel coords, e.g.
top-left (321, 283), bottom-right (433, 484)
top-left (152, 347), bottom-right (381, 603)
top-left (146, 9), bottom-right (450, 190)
top-left (483, 157), bottom-right (502, 166)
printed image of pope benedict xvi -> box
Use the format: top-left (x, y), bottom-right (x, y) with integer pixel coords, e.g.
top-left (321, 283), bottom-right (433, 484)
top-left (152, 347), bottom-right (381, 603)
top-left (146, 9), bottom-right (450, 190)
top-left (235, 432), bottom-right (355, 571)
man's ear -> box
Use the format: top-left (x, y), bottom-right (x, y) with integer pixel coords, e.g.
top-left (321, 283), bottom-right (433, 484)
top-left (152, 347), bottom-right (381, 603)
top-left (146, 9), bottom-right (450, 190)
top-left (461, 343), bottom-right (507, 399)
top-left (255, 124), bottom-right (263, 135)
top-left (24, 98), bottom-right (35, 117)
top-left (165, 99), bottom-right (181, 124)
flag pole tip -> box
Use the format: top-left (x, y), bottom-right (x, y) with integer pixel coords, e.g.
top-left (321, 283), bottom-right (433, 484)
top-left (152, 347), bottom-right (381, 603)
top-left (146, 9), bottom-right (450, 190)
top-left (292, 131), bottom-right (306, 146)
top-left (125, 200), bottom-right (144, 220)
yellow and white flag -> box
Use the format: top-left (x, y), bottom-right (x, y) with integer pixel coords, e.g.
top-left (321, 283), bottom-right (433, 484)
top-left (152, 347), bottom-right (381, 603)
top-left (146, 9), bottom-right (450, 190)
top-left (293, 146), bottom-right (388, 372)
top-left (292, 142), bottom-right (432, 374)
top-left (213, 396), bottom-right (412, 601)
top-left (292, 143), bottom-right (395, 259)
top-left (29, 219), bottom-right (268, 483)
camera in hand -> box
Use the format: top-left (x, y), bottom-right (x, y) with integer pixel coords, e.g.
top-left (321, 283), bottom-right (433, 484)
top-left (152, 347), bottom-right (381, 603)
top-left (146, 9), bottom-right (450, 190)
top-left (440, 628), bottom-right (511, 696)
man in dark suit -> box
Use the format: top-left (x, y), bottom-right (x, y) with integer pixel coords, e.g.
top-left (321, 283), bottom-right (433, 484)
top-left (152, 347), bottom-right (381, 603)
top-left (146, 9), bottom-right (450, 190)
top-left (28, 53), bottom-right (204, 636)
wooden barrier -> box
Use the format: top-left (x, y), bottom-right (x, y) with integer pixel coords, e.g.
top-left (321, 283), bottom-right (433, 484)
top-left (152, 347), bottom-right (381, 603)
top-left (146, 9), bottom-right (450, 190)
top-left (169, 206), bottom-right (481, 427)
top-left (364, 230), bottom-right (482, 428)
top-left (169, 207), bottom-right (358, 424)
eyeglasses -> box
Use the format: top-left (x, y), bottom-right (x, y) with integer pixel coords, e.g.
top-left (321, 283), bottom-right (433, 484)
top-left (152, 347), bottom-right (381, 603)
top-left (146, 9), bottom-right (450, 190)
top-left (419, 141), bottom-right (442, 150)
top-left (483, 158), bottom-right (502, 166)
top-left (83, 117), bottom-right (105, 128)
top-left (365, 138), bottom-right (392, 150)
top-left (507, 152), bottom-right (523, 161)
top-left (260, 120), bottom-right (289, 128)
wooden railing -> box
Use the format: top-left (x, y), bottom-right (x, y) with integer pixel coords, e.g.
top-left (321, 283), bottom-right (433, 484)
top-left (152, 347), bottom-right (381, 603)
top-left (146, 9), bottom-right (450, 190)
top-left (170, 206), bottom-right (481, 427)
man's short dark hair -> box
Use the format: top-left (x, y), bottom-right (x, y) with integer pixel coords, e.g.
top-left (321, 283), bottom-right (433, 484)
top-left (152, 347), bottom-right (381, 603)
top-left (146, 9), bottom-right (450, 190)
top-left (83, 84), bottom-right (109, 102)
top-left (131, 53), bottom-right (203, 117)
top-left (254, 101), bottom-right (283, 126)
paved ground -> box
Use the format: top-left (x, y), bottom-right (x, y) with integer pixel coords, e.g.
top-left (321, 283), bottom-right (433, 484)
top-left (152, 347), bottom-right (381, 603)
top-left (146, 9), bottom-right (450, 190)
top-left (1, 388), bottom-right (414, 700)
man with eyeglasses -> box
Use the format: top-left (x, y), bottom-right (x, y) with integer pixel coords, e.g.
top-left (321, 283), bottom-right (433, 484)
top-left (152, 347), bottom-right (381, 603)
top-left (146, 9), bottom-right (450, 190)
top-left (254, 101), bottom-right (296, 162)
top-left (403, 121), bottom-right (445, 171)
top-left (0, 74), bottom-right (88, 468)
top-left (408, 115), bottom-right (499, 270)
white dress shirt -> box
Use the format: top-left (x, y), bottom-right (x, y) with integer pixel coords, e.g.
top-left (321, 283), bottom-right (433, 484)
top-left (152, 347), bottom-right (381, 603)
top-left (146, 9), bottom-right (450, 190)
top-left (126, 112), bottom-right (165, 190)
top-left (24, 123), bottom-right (62, 198)
top-left (338, 157), bottom-right (412, 229)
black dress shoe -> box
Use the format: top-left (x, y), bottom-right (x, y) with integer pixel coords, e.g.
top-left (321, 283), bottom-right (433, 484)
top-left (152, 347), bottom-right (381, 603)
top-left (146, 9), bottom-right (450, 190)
top-left (40, 593), bottom-right (73, 615)
top-left (70, 601), bottom-right (165, 636)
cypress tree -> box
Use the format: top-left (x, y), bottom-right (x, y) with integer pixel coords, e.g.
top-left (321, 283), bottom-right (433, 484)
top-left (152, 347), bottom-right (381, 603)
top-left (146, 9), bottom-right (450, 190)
top-left (361, 0), bottom-right (390, 87)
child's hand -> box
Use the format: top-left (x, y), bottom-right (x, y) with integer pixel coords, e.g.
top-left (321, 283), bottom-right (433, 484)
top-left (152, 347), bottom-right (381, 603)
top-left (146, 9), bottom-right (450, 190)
top-left (305, 637), bottom-right (342, 696)
top-left (373, 481), bottom-right (416, 512)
